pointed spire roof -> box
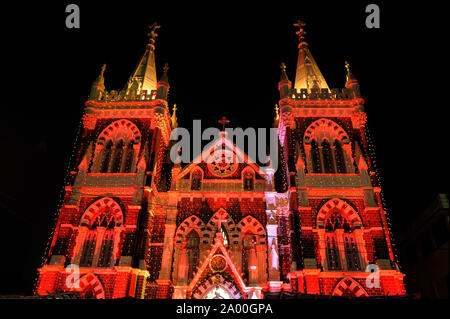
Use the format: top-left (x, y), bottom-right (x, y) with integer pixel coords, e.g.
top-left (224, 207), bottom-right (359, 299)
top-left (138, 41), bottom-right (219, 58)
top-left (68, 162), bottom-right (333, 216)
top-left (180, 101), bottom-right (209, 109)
top-left (127, 23), bottom-right (160, 94)
top-left (273, 104), bottom-right (279, 128)
top-left (171, 104), bottom-right (178, 128)
top-left (293, 20), bottom-right (329, 91)
top-left (95, 64), bottom-right (106, 84)
top-left (280, 62), bottom-right (289, 81)
top-left (160, 62), bottom-right (169, 83)
top-left (345, 61), bottom-right (358, 86)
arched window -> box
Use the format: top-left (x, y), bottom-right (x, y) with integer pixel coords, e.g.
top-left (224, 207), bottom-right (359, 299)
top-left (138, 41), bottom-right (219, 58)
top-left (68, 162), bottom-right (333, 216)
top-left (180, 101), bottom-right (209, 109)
top-left (97, 230), bottom-right (115, 268)
top-left (218, 226), bottom-right (229, 246)
top-left (321, 140), bottom-right (334, 173)
top-left (100, 141), bottom-right (113, 173)
top-left (80, 231), bottom-right (97, 267)
top-left (325, 233), bottom-right (341, 270)
top-left (304, 119), bottom-right (351, 174)
top-left (243, 170), bottom-right (254, 191)
top-left (242, 233), bottom-right (257, 284)
top-left (122, 142), bottom-right (135, 173)
top-left (186, 230), bottom-right (200, 284)
top-left (334, 140), bottom-right (347, 173)
top-left (78, 198), bottom-right (123, 268)
top-left (191, 169), bottom-right (202, 190)
top-left (344, 234), bottom-right (361, 271)
top-left (111, 140), bottom-right (124, 173)
top-left (323, 209), bottom-right (360, 271)
top-left (311, 140), bottom-right (321, 173)
top-left (93, 119), bottom-right (141, 173)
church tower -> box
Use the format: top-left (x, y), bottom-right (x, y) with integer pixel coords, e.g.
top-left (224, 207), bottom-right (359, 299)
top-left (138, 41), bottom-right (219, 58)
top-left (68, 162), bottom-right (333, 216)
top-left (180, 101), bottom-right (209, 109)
top-left (35, 23), bottom-right (174, 299)
top-left (35, 21), bottom-right (406, 299)
top-left (276, 20), bottom-right (406, 296)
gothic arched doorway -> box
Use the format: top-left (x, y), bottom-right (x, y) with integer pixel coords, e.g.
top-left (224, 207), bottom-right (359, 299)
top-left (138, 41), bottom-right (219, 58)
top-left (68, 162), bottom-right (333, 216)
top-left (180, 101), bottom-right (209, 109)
top-left (191, 275), bottom-right (243, 299)
top-left (203, 285), bottom-right (234, 299)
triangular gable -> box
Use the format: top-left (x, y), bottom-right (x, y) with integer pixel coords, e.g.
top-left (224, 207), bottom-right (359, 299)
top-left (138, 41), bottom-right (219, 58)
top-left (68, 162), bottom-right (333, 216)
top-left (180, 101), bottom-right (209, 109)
top-left (177, 132), bottom-right (265, 179)
top-left (188, 233), bottom-right (247, 298)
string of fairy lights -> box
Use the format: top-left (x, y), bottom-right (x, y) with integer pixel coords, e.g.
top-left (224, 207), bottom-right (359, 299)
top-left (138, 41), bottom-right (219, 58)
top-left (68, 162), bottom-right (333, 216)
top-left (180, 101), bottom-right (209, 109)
top-left (32, 108), bottom-right (400, 293)
top-left (141, 202), bottom-right (393, 251)
top-left (32, 110), bottom-right (85, 294)
top-left (362, 118), bottom-right (402, 269)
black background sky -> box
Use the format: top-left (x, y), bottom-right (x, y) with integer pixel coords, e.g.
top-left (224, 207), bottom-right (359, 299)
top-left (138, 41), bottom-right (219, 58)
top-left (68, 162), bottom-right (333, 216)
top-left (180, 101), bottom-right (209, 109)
top-left (0, 1), bottom-right (448, 295)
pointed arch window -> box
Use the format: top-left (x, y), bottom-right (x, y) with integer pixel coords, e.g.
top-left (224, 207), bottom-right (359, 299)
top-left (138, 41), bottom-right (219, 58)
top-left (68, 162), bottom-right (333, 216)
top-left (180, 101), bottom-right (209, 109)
top-left (77, 198), bottom-right (123, 268)
top-left (191, 169), bottom-right (202, 190)
top-left (304, 119), bottom-right (352, 174)
top-left (242, 232), bottom-right (257, 284)
top-left (243, 170), bottom-right (254, 191)
top-left (311, 140), bottom-right (321, 173)
top-left (344, 234), bottom-right (362, 271)
top-left (334, 140), bottom-right (347, 173)
top-left (186, 230), bottom-right (200, 284)
top-left (323, 209), bottom-right (361, 271)
top-left (218, 226), bottom-right (229, 247)
top-left (92, 119), bottom-right (141, 174)
top-left (100, 141), bottom-right (113, 173)
top-left (79, 231), bottom-right (97, 267)
top-left (325, 233), bottom-right (341, 270)
top-left (321, 140), bottom-right (334, 173)
top-left (97, 230), bottom-right (114, 267)
top-left (122, 141), bottom-right (135, 173)
top-left (111, 140), bottom-right (124, 173)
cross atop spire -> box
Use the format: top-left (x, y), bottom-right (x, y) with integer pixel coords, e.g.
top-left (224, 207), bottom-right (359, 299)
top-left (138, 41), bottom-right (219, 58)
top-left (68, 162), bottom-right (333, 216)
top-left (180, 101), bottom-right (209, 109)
top-left (127, 24), bottom-right (160, 94)
top-left (293, 19), bottom-right (307, 47)
top-left (147, 22), bottom-right (160, 51)
top-left (280, 62), bottom-right (289, 81)
top-left (218, 116), bottom-right (230, 131)
top-left (293, 19), bottom-right (329, 91)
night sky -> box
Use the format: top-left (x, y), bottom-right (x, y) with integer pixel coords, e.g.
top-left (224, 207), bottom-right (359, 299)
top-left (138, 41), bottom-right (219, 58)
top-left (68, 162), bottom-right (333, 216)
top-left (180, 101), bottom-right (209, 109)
top-left (0, 1), bottom-right (448, 295)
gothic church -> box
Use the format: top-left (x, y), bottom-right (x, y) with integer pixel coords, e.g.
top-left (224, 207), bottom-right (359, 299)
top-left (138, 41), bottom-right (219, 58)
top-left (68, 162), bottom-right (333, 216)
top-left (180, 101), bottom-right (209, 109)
top-left (35, 22), bottom-right (406, 299)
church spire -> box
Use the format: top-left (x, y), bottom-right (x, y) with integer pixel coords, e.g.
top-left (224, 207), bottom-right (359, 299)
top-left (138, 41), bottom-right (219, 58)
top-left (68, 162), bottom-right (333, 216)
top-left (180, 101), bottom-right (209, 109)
top-left (345, 61), bottom-right (361, 98)
top-left (293, 20), bottom-right (329, 92)
top-left (89, 64), bottom-right (106, 100)
top-left (273, 104), bottom-right (279, 128)
top-left (171, 104), bottom-right (178, 128)
top-left (127, 22), bottom-right (160, 95)
top-left (278, 62), bottom-right (292, 99)
top-left (156, 63), bottom-right (170, 100)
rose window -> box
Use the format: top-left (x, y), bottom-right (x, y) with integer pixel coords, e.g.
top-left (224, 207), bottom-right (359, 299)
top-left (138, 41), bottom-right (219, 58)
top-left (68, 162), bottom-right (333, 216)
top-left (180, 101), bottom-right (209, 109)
top-left (207, 150), bottom-right (238, 177)
top-left (210, 254), bottom-right (227, 273)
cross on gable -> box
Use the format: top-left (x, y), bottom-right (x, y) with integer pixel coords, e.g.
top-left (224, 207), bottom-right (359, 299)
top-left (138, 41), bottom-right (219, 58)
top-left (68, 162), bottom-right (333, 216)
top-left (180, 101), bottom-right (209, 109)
top-left (218, 116), bottom-right (230, 131)
top-left (215, 213), bottom-right (228, 231)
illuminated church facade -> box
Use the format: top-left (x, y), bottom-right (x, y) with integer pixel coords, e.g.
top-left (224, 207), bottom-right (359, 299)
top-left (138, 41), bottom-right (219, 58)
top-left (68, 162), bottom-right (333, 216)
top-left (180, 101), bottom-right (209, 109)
top-left (35, 22), bottom-right (406, 299)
